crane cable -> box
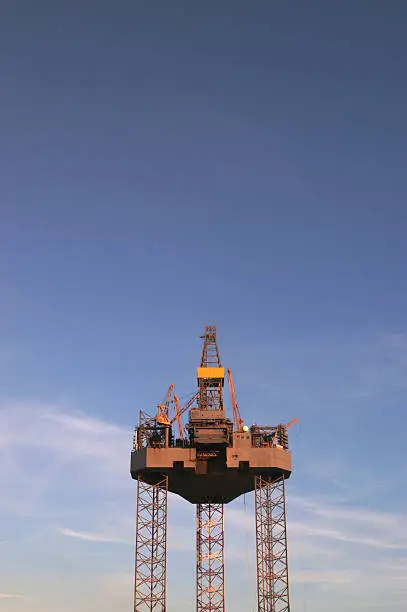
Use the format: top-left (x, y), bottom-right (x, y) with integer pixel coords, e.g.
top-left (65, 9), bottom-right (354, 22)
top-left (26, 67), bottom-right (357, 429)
top-left (243, 493), bottom-right (256, 612)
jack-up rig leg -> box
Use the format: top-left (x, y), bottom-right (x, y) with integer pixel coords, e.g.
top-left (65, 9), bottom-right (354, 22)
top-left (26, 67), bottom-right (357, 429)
top-left (255, 476), bottom-right (290, 612)
top-left (134, 476), bottom-right (168, 612)
top-left (196, 503), bottom-right (225, 612)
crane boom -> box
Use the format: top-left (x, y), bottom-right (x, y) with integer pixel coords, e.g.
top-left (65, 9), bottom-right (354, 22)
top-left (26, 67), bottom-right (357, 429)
top-left (227, 368), bottom-right (243, 432)
top-left (286, 417), bottom-right (299, 430)
top-left (170, 392), bottom-right (199, 425)
top-left (157, 383), bottom-right (175, 425)
top-left (173, 394), bottom-right (184, 439)
top-left (272, 418), bottom-right (299, 447)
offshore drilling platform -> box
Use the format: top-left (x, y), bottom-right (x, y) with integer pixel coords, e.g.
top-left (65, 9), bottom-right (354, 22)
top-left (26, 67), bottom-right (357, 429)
top-left (131, 326), bottom-right (297, 612)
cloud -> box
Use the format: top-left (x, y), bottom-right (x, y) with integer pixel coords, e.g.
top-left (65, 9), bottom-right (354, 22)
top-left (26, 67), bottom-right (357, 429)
top-left (290, 521), bottom-right (404, 550)
top-left (0, 401), bottom-right (133, 517)
top-left (289, 495), bottom-right (407, 551)
top-left (0, 593), bottom-right (25, 600)
top-left (56, 527), bottom-right (127, 544)
top-left (228, 494), bottom-right (407, 553)
top-left (0, 401), bottom-right (131, 467)
top-left (224, 490), bottom-right (407, 608)
top-left (291, 570), bottom-right (353, 585)
top-left (1, 399), bottom-right (406, 612)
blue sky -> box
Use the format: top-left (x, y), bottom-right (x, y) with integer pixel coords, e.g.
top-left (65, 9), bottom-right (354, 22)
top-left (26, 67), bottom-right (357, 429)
top-left (1, 1), bottom-right (406, 610)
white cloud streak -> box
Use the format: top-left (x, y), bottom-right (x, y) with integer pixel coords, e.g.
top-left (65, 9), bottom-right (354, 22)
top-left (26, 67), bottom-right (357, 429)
top-left (228, 495), bottom-right (407, 553)
top-left (291, 570), bottom-right (354, 585)
top-left (0, 401), bottom-right (133, 517)
top-left (56, 527), bottom-right (127, 544)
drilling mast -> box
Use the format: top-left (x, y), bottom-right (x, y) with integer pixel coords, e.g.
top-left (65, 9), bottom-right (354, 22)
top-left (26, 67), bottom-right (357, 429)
top-left (131, 326), bottom-right (294, 612)
top-left (196, 326), bottom-right (226, 612)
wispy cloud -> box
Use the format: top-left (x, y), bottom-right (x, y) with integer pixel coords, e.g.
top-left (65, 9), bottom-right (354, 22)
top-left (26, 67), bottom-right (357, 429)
top-left (289, 521), bottom-right (405, 550)
top-left (228, 494), bottom-right (407, 552)
top-left (0, 402), bottom-right (131, 465)
top-left (291, 570), bottom-right (354, 585)
top-left (289, 495), bottom-right (407, 550)
top-left (1, 398), bottom-right (406, 611)
top-left (225, 490), bottom-right (407, 608)
top-left (56, 527), bottom-right (127, 544)
top-left (0, 401), bottom-right (133, 517)
top-left (0, 593), bottom-right (25, 600)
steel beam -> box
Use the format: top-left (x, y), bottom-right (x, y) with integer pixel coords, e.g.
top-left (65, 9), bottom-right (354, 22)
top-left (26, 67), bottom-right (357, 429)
top-left (196, 503), bottom-right (225, 612)
top-left (134, 476), bottom-right (168, 611)
top-left (255, 476), bottom-right (290, 612)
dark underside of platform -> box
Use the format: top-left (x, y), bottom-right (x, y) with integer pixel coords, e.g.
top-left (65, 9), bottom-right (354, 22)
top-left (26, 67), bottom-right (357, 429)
top-left (130, 467), bottom-right (291, 504)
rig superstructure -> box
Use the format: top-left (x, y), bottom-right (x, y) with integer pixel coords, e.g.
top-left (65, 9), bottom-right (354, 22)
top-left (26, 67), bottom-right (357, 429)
top-left (131, 326), bottom-right (297, 612)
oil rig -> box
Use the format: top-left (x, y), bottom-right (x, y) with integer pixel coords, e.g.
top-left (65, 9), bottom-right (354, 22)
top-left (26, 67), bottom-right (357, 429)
top-left (130, 326), bottom-right (297, 612)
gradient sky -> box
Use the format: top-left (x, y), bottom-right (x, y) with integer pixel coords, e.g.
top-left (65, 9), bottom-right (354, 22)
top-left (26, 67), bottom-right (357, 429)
top-left (1, 1), bottom-right (407, 611)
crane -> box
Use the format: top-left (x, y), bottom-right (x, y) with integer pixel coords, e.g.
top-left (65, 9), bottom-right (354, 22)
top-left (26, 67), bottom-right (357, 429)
top-left (170, 392), bottom-right (199, 438)
top-left (173, 394), bottom-right (184, 439)
top-left (286, 417), bottom-right (299, 430)
top-left (227, 367), bottom-right (244, 432)
top-left (272, 417), bottom-right (299, 447)
top-left (157, 383), bottom-right (175, 425)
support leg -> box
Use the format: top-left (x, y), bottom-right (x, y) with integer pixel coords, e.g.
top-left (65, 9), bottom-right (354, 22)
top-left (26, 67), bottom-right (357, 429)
top-left (255, 476), bottom-right (290, 612)
top-left (196, 503), bottom-right (225, 612)
top-left (134, 476), bottom-right (168, 611)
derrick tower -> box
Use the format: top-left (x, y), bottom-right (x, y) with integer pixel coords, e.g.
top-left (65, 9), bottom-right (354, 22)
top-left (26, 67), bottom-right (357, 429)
top-left (131, 326), bottom-right (296, 612)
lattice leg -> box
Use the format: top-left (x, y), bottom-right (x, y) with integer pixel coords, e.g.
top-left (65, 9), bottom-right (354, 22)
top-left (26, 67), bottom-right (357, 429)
top-left (255, 476), bottom-right (290, 612)
top-left (196, 503), bottom-right (225, 612)
top-left (134, 476), bottom-right (168, 611)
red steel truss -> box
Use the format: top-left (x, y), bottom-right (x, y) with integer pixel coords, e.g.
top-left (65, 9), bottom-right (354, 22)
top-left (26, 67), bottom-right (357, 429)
top-left (134, 476), bottom-right (168, 612)
top-left (255, 476), bottom-right (290, 612)
top-left (196, 503), bottom-right (225, 612)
